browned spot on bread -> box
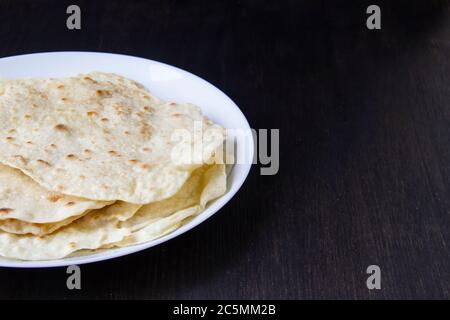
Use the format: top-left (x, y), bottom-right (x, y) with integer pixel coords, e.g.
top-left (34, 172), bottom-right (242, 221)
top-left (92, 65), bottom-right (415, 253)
top-left (103, 129), bottom-right (110, 134)
top-left (38, 235), bottom-right (48, 240)
top-left (8, 129), bottom-right (16, 133)
top-left (124, 131), bottom-right (130, 135)
top-left (65, 202), bottom-right (75, 207)
top-left (115, 221), bottom-right (121, 228)
top-left (101, 118), bottom-right (109, 122)
top-left (60, 97), bottom-right (69, 102)
top-left (5, 136), bottom-right (14, 142)
top-left (170, 102), bottom-right (177, 106)
top-left (139, 123), bottom-right (151, 137)
top-left (24, 114), bottom-right (32, 120)
top-left (136, 112), bottom-right (145, 118)
top-left (57, 84), bottom-right (64, 89)
top-left (49, 144), bottom-right (57, 148)
top-left (84, 76), bottom-right (94, 81)
top-left (66, 154), bottom-right (77, 160)
top-left (96, 90), bottom-right (110, 96)
top-left (142, 147), bottom-right (151, 152)
top-left (140, 163), bottom-right (152, 170)
top-left (69, 242), bottom-right (77, 248)
top-left (108, 150), bottom-right (119, 156)
top-left (172, 113), bottom-right (181, 117)
top-left (26, 141), bottom-right (33, 145)
top-left (79, 175), bottom-right (86, 180)
top-left (128, 159), bottom-right (139, 165)
top-left (54, 124), bottom-right (69, 132)
top-left (37, 159), bottom-right (51, 166)
top-left (47, 194), bottom-right (62, 202)
top-left (83, 149), bottom-right (92, 155)
top-left (0, 208), bottom-right (13, 215)
top-left (32, 104), bottom-right (39, 108)
top-left (143, 106), bottom-right (152, 111)
top-left (87, 111), bottom-right (97, 117)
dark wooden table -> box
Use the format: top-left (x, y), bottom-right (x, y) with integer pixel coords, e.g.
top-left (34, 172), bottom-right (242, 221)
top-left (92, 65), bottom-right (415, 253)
top-left (0, 0), bottom-right (449, 299)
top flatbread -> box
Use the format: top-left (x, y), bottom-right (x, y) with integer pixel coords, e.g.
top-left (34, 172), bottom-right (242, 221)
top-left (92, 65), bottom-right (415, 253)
top-left (0, 72), bottom-right (225, 204)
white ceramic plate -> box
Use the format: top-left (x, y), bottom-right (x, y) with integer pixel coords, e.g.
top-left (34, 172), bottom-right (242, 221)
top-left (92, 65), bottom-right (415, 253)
top-left (0, 52), bottom-right (253, 268)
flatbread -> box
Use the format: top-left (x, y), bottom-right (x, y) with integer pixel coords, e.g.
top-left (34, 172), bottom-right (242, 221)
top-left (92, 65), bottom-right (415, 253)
top-left (111, 164), bottom-right (227, 247)
top-left (0, 213), bottom-right (87, 236)
top-left (0, 165), bottom-right (225, 260)
top-left (0, 72), bottom-right (225, 204)
top-left (0, 202), bottom-right (141, 260)
top-left (0, 163), bottom-right (112, 223)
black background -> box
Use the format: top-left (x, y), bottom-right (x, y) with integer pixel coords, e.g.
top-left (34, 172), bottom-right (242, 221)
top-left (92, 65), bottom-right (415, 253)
top-left (0, 0), bottom-right (449, 299)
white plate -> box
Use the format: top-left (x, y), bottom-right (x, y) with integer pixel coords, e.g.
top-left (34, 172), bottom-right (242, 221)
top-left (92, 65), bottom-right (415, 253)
top-left (0, 52), bottom-right (253, 268)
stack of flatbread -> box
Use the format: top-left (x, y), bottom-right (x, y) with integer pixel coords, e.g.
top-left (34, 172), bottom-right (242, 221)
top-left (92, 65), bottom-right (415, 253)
top-left (0, 72), bottom-right (227, 260)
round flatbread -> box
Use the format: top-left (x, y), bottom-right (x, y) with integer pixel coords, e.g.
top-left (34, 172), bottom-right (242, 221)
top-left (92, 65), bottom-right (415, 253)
top-left (0, 72), bottom-right (224, 204)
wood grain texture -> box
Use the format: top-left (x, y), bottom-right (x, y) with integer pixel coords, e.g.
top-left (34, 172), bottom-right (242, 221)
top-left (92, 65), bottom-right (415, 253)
top-left (0, 0), bottom-right (449, 299)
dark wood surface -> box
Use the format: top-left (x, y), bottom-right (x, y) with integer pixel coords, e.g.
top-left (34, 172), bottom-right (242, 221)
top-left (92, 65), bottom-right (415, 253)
top-left (0, 0), bottom-right (449, 299)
